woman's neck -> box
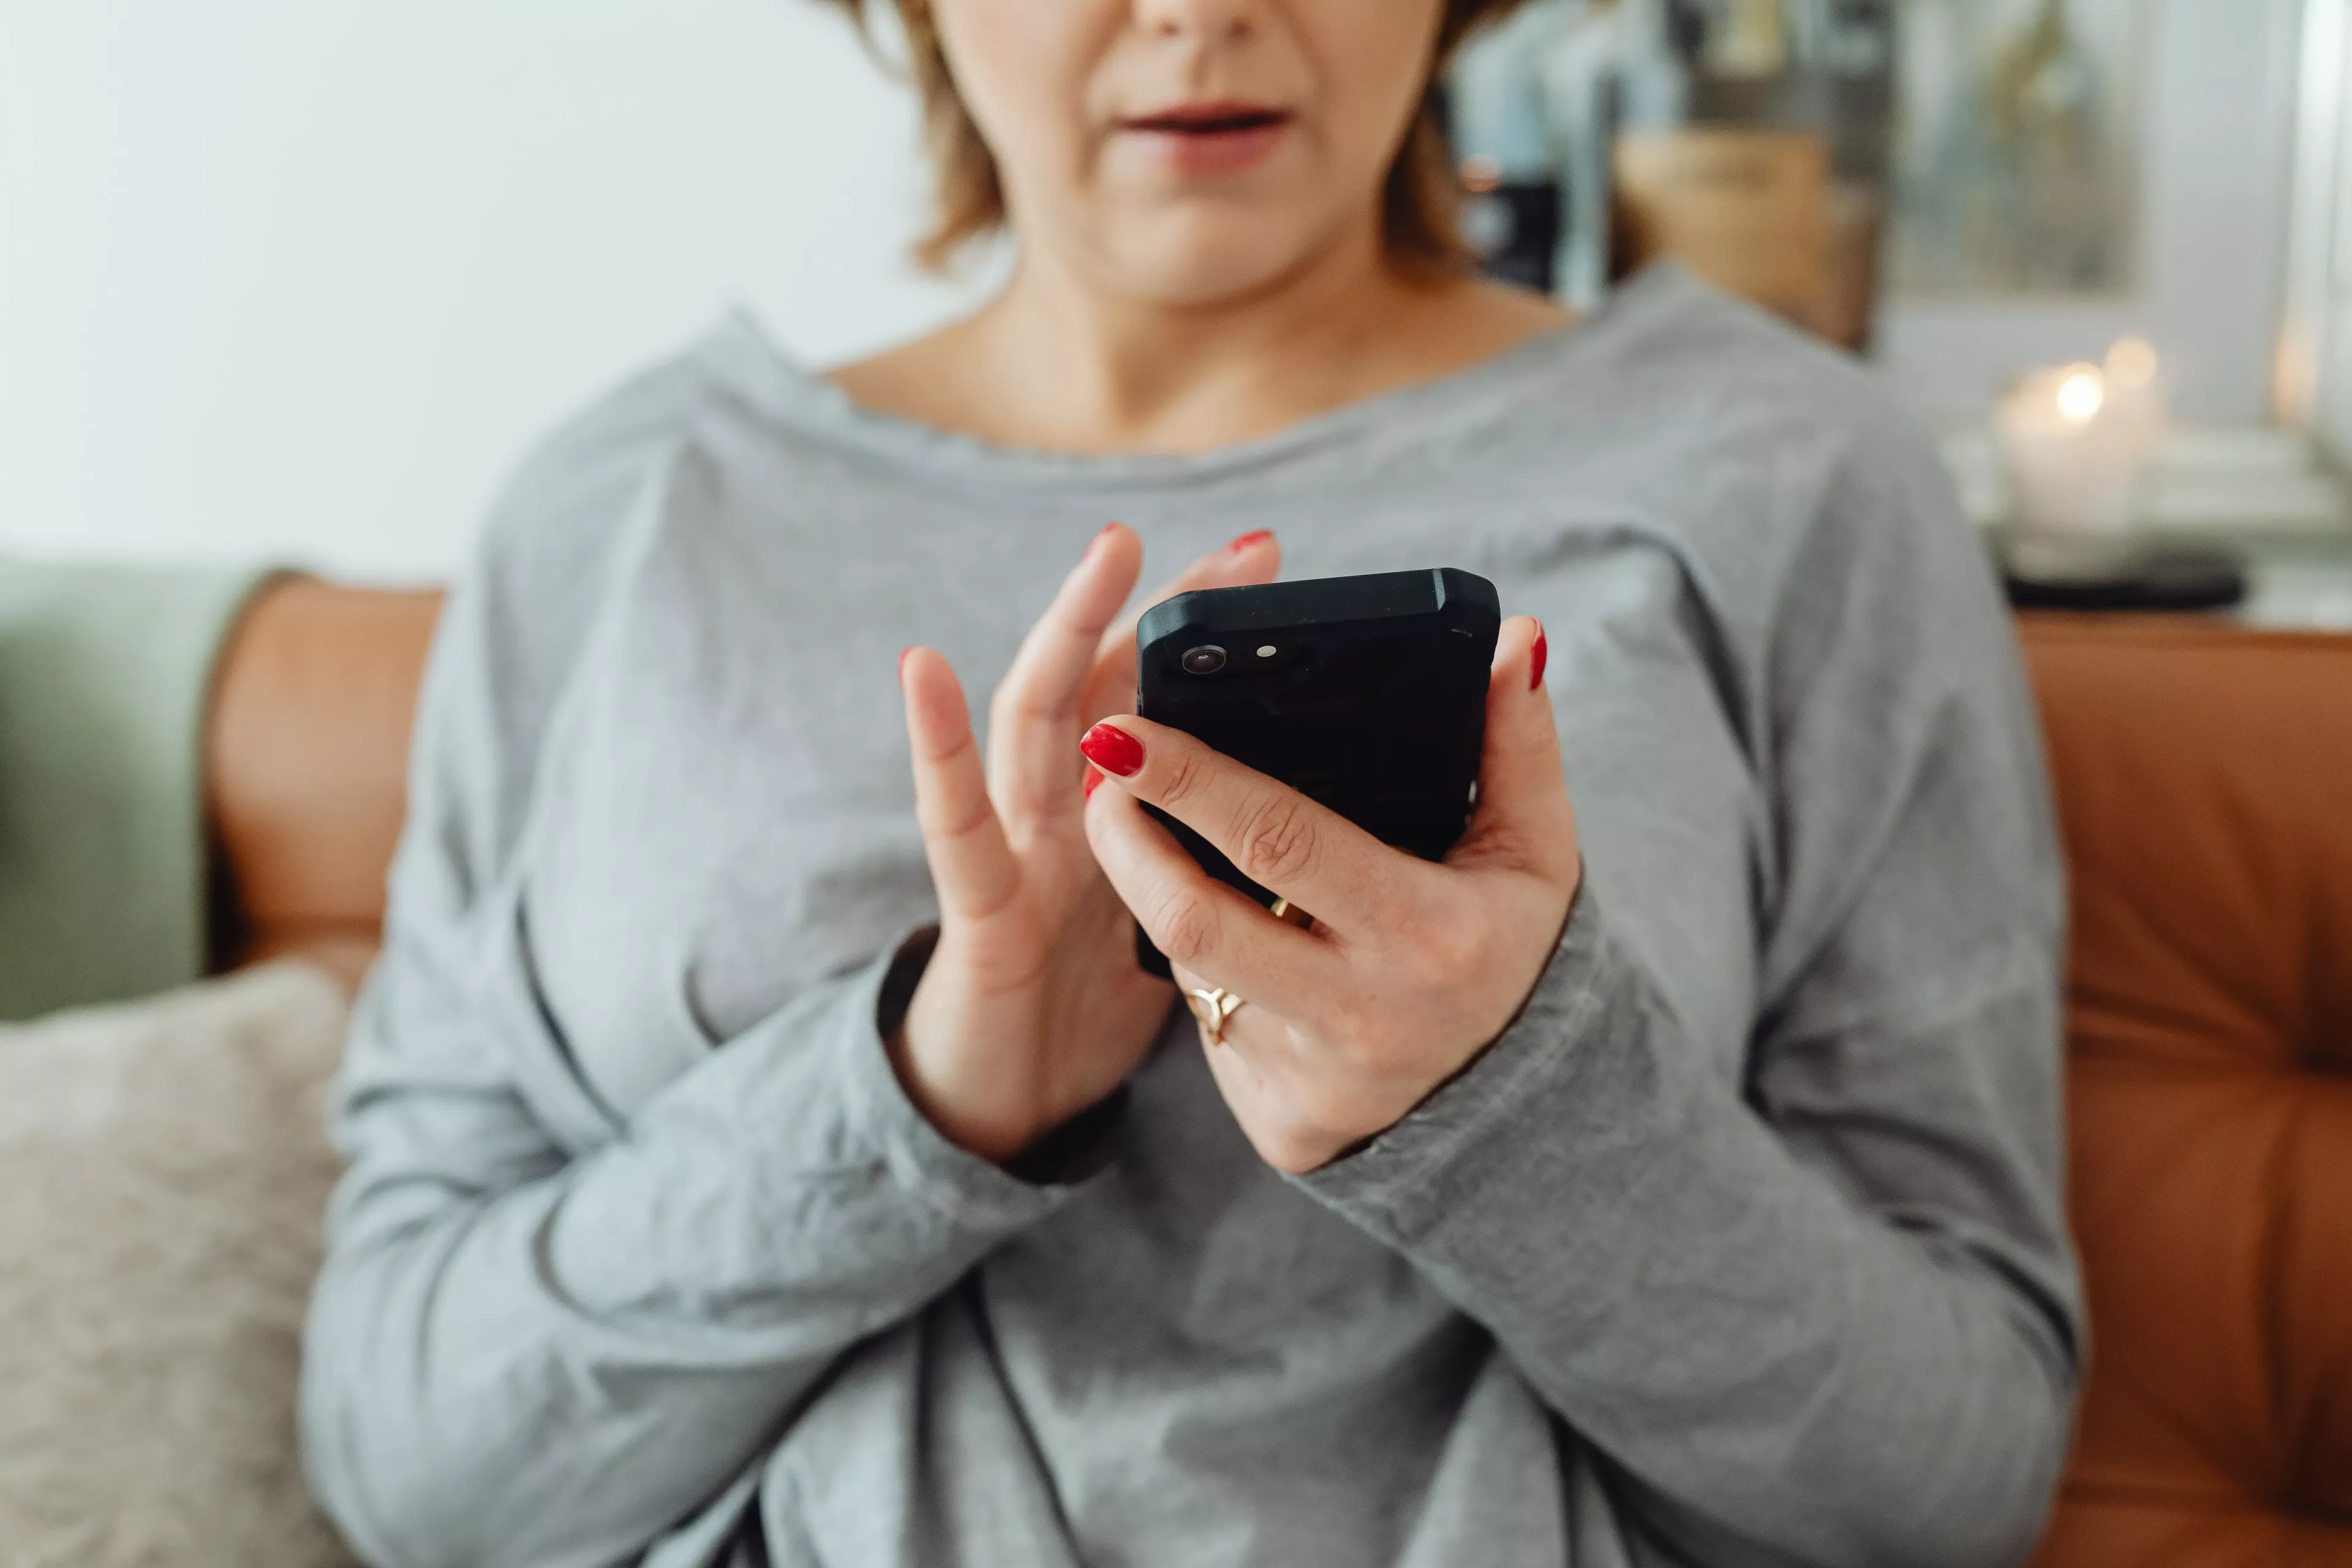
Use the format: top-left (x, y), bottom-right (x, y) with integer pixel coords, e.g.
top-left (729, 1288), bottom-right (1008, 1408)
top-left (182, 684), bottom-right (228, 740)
top-left (828, 225), bottom-right (1572, 457)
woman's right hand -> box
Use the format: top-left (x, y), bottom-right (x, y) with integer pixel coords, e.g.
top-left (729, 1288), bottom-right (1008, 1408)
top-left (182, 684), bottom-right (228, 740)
top-left (891, 524), bottom-right (1281, 1164)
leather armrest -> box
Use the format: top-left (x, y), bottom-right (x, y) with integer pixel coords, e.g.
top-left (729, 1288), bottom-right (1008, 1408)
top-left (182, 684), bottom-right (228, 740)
top-left (204, 577), bottom-right (442, 989)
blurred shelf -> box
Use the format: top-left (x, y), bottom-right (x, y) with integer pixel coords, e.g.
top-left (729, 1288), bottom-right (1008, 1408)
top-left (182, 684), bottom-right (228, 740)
top-left (2234, 537), bottom-right (2352, 630)
top-left (1940, 423), bottom-right (2352, 631)
top-left (1940, 423), bottom-right (2352, 540)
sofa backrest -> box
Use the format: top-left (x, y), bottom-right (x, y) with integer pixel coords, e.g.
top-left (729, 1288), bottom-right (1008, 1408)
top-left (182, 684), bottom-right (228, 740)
top-left (2017, 616), bottom-right (2352, 1563)
top-left (200, 581), bottom-right (2352, 1561)
top-left (206, 577), bottom-right (437, 988)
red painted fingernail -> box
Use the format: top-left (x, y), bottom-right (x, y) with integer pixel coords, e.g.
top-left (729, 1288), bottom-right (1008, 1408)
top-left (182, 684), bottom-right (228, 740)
top-left (1225, 529), bottom-right (1274, 554)
top-left (899, 647), bottom-right (913, 682)
top-left (1084, 766), bottom-right (1105, 799)
top-left (1079, 722), bottom-right (1145, 777)
top-left (1529, 623), bottom-right (1548, 691)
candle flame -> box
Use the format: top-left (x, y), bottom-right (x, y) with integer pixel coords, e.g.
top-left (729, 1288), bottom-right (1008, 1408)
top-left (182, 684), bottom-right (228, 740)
top-left (2056, 366), bottom-right (2106, 424)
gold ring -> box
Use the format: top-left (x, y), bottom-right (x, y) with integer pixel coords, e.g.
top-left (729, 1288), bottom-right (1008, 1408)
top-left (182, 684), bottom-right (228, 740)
top-left (1186, 986), bottom-right (1245, 1047)
top-left (1268, 897), bottom-right (1312, 929)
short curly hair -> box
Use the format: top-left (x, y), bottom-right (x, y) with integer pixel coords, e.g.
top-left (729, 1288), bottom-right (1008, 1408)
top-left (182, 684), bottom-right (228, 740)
top-left (822, 0), bottom-right (1528, 272)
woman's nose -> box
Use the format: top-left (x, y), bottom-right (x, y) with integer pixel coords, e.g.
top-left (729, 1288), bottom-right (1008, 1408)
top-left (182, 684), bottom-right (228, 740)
top-left (1133, 0), bottom-right (1258, 45)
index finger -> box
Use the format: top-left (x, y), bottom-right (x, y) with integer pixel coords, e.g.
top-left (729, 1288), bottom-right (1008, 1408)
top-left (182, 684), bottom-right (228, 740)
top-left (1077, 714), bottom-right (1417, 941)
top-left (986, 523), bottom-right (1144, 824)
top-left (1083, 783), bottom-right (1341, 1017)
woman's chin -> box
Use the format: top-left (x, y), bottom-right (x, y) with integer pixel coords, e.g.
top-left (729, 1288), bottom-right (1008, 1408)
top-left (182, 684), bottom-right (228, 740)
top-left (1087, 223), bottom-right (1351, 310)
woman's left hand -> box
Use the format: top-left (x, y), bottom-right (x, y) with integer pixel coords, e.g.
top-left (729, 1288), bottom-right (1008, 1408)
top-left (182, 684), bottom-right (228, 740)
top-left (1079, 616), bottom-right (1580, 1174)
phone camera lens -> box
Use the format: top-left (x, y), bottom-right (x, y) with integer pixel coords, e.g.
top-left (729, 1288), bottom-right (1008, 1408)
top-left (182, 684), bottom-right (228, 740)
top-left (1180, 644), bottom-right (1227, 676)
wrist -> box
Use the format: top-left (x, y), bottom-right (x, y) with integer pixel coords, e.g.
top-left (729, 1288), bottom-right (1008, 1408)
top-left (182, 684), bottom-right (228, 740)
top-left (886, 997), bottom-right (1038, 1167)
top-left (880, 935), bottom-right (1055, 1165)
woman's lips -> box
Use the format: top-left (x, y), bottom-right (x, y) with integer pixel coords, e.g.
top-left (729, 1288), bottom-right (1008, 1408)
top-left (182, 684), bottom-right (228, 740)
top-left (1118, 103), bottom-right (1292, 177)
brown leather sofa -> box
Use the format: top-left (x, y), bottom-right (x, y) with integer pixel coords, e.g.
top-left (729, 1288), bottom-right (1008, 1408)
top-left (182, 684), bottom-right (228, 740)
top-left (204, 577), bottom-right (2352, 1564)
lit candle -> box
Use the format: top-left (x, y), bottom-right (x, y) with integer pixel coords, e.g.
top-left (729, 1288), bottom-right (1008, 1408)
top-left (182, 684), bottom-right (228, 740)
top-left (1992, 340), bottom-right (2164, 538)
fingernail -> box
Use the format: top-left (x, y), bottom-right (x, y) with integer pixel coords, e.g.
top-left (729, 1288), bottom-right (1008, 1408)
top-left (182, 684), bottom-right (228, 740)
top-left (898, 647), bottom-right (913, 682)
top-left (1225, 529), bottom-right (1273, 554)
top-left (1079, 722), bottom-right (1145, 777)
top-left (1089, 522), bottom-right (1120, 556)
top-left (1529, 622), bottom-right (1548, 691)
top-left (1084, 766), bottom-right (1105, 799)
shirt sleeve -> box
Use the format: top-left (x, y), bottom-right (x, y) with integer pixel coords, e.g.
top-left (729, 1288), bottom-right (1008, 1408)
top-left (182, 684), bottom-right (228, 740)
top-left (1298, 417), bottom-right (2083, 1568)
top-left (298, 401), bottom-right (1091, 1568)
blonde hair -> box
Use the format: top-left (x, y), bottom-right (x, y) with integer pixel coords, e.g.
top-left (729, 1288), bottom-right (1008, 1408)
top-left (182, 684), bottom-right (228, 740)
top-left (822, 0), bottom-right (1528, 272)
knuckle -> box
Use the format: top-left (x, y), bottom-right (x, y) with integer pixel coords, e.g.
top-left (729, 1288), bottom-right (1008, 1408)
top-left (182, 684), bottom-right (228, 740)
top-left (1388, 889), bottom-right (1480, 982)
top-left (1235, 798), bottom-right (1320, 888)
top-left (1417, 917), bottom-right (1483, 984)
top-left (916, 728), bottom-right (979, 775)
top-left (1148, 887), bottom-right (1218, 968)
top-left (1011, 688), bottom-right (1079, 727)
top-left (1345, 1028), bottom-right (1398, 1080)
top-left (1321, 995), bottom-right (1378, 1054)
top-left (1156, 748), bottom-right (1209, 810)
top-left (1331, 993), bottom-right (1411, 1071)
top-left (919, 797), bottom-right (994, 845)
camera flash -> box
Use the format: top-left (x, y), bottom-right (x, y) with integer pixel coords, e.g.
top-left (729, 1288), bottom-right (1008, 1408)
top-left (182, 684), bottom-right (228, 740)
top-left (1257, 645), bottom-right (1277, 658)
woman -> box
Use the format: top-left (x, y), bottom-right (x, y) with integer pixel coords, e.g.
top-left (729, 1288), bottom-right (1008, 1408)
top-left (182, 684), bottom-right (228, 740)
top-left (301, 1), bottom-right (2082, 1564)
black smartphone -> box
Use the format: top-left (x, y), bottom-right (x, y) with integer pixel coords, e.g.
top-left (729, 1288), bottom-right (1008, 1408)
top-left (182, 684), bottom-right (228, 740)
top-left (1131, 567), bottom-right (1501, 978)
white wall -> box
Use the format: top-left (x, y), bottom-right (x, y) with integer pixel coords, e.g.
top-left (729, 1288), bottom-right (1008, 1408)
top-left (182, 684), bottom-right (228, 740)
top-left (2283, 0), bottom-right (2352, 464)
top-left (0, 1), bottom-right (989, 583)
top-left (1873, 0), bottom-right (2305, 427)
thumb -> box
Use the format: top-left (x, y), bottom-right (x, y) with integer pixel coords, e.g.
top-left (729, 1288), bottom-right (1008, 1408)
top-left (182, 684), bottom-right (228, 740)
top-left (1450, 616), bottom-right (1578, 879)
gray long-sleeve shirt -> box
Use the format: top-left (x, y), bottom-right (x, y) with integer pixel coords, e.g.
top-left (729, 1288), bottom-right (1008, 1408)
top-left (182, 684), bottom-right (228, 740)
top-left (300, 265), bottom-right (2082, 1568)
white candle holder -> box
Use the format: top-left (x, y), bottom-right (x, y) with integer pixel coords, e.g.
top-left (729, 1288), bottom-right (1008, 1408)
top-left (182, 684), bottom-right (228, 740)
top-left (1992, 339), bottom-right (2166, 541)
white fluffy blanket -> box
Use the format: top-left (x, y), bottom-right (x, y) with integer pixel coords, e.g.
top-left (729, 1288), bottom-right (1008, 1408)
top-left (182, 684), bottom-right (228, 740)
top-left (0, 961), bottom-right (360, 1568)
